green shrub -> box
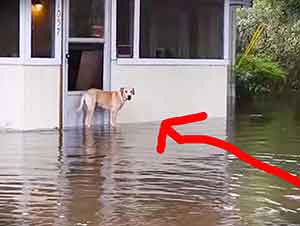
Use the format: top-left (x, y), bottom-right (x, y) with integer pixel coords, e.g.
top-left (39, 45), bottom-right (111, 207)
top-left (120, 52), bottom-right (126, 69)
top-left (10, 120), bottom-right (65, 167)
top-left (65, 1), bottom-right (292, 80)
top-left (235, 55), bottom-right (287, 98)
top-left (236, 0), bottom-right (300, 92)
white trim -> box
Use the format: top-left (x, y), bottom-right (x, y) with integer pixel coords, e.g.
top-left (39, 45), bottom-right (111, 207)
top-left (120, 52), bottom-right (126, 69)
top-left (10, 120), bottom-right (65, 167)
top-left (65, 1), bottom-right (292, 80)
top-left (63, 0), bottom-right (71, 96)
top-left (26, 0), bottom-right (62, 65)
top-left (25, 58), bottom-right (61, 66)
top-left (224, 0), bottom-right (230, 61)
top-left (62, 0), bottom-right (68, 127)
top-left (25, 0), bottom-right (32, 62)
top-left (55, 0), bottom-right (62, 64)
top-left (103, 0), bottom-right (112, 91)
top-left (24, 0), bottom-right (31, 63)
top-left (116, 58), bottom-right (230, 66)
top-left (66, 91), bottom-right (85, 96)
top-left (0, 58), bottom-right (24, 65)
top-left (104, 0), bottom-right (112, 125)
top-left (19, 0), bottom-right (26, 63)
top-left (23, 0), bottom-right (32, 64)
top-left (69, 38), bottom-right (105, 43)
top-left (133, 0), bottom-right (140, 58)
top-left (111, 0), bottom-right (117, 60)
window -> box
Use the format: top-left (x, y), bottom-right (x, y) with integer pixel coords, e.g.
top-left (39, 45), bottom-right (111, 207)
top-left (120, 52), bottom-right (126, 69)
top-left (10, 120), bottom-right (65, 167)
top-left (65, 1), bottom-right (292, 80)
top-left (0, 1), bottom-right (20, 57)
top-left (140, 0), bottom-right (224, 59)
top-left (0, 0), bottom-right (61, 64)
top-left (117, 0), bottom-right (134, 58)
top-left (70, 0), bottom-right (105, 38)
top-left (31, 0), bottom-right (56, 58)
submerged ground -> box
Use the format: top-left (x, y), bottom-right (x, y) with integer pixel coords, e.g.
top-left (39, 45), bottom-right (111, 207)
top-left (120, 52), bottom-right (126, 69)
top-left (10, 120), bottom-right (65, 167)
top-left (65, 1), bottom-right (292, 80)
top-left (0, 97), bottom-right (300, 226)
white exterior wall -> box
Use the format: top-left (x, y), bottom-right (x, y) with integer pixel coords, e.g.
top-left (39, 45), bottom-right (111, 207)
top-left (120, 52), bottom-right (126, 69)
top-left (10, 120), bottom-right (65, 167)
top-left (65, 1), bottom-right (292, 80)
top-left (23, 66), bottom-right (60, 130)
top-left (0, 63), bottom-right (228, 130)
top-left (111, 62), bottom-right (228, 123)
top-left (0, 65), bottom-right (60, 131)
top-left (0, 66), bottom-right (25, 129)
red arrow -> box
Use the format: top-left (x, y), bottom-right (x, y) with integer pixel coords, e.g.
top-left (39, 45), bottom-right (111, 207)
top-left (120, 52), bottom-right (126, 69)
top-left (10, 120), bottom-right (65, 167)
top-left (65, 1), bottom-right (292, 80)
top-left (156, 112), bottom-right (300, 187)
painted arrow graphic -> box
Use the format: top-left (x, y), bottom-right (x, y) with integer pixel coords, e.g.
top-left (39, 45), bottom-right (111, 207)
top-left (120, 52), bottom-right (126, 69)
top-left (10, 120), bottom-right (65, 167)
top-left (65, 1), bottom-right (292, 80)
top-left (156, 112), bottom-right (300, 187)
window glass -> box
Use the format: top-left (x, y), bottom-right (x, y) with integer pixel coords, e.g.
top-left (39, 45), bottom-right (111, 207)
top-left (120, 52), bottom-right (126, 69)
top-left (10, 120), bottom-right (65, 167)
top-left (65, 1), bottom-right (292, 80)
top-left (117, 0), bottom-right (134, 58)
top-left (0, 1), bottom-right (20, 57)
top-left (31, 0), bottom-right (56, 58)
top-left (70, 0), bottom-right (105, 38)
top-left (140, 0), bottom-right (224, 59)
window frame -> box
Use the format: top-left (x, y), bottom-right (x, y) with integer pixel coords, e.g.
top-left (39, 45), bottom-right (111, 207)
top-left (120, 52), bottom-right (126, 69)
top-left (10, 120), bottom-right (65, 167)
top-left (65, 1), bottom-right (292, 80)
top-left (116, 0), bottom-right (135, 58)
top-left (0, 0), bottom-right (24, 64)
top-left (0, 0), bottom-right (62, 65)
top-left (112, 0), bottom-right (230, 65)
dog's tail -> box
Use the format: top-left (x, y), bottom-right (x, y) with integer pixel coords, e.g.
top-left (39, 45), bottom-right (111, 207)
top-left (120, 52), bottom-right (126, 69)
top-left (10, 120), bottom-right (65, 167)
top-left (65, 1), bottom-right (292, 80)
top-left (77, 94), bottom-right (86, 112)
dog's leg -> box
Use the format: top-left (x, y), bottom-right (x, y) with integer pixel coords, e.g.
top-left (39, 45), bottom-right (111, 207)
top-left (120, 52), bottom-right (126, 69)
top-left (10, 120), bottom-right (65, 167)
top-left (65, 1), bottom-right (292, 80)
top-left (85, 109), bottom-right (91, 127)
top-left (110, 111), bottom-right (114, 127)
top-left (110, 111), bottom-right (117, 127)
top-left (113, 111), bottom-right (118, 127)
top-left (86, 110), bottom-right (93, 128)
top-left (85, 96), bottom-right (96, 128)
top-left (77, 94), bottom-right (86, 112)
top-left (86, 107), bottom-right (96, 128)
top-left (88, 105), bottom-right (96, 128)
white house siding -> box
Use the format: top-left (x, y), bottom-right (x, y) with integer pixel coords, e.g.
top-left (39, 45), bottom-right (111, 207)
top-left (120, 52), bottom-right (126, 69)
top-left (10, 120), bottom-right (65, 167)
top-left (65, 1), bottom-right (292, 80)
top-left (0, 65), bottom-right (25, 129)
top-left (0, 65), bottom-right (60, 131)
top-left (111, 62), bottom-right (228, 123)
top-left (23, 66), bottom-right (60, 130)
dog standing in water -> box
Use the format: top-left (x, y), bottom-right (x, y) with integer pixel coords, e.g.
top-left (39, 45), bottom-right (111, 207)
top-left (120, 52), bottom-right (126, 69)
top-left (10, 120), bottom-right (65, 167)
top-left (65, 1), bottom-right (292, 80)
top-left (77, 87), bottom-right (135, 127)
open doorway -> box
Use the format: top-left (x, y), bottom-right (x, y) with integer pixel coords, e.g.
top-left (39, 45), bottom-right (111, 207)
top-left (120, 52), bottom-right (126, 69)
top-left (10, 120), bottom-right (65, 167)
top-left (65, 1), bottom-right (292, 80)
top-left (63, 0), bottom-right (108, 128)
top-left (67, 43), bottom-right (103, 91)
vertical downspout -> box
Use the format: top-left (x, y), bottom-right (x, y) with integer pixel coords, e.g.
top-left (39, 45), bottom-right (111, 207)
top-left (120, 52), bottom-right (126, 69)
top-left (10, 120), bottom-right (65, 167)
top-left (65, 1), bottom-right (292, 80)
top-left (225, 4), bottom-right (238, 222)
top-left (226, 5), bottom-right (237, 143)
top-left (229, 5), bottom-right (237, 99)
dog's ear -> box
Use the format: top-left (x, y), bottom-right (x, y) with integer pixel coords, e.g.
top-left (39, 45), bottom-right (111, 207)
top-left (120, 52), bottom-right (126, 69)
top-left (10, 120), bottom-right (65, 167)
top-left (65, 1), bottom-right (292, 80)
top-left (132, 88), bottom-right (135, 95)
top-left (120, 87), bottom-right (125, 95)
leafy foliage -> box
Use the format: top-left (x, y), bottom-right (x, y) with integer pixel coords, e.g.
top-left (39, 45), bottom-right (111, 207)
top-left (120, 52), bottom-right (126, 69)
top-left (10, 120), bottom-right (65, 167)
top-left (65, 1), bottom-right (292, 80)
top-left (272, 0), bottom-right (300, 20)
top-left (235, 55), bottom-right (287, 98)
top-left (236, 0), bottom-right (300, 94)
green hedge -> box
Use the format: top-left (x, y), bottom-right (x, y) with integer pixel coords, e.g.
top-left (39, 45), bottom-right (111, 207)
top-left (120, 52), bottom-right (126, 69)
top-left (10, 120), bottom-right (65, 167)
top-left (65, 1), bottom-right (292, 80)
top-left (235, 55), bottom-right (287, 98)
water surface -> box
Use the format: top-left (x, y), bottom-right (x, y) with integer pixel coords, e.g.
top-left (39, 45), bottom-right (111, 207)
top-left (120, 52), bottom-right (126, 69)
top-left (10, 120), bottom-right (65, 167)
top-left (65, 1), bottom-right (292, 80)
top-left (0, 98), bottom-right (300, 226)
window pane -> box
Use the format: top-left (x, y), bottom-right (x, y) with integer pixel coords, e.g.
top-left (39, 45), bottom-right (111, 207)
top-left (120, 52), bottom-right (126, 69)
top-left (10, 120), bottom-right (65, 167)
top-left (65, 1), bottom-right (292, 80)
top-left (140, 0), bottom-right (224, 59)
top-left (0, 1), bottom-right (19, 57)
top-left (31, 0), bottom-right (56, 58)
top-left (68, 43), bottom-right (103, 91)
top-left (117, 0), bottom-right (134, 58)
top-left (70, 0), bottom-right (105, 38)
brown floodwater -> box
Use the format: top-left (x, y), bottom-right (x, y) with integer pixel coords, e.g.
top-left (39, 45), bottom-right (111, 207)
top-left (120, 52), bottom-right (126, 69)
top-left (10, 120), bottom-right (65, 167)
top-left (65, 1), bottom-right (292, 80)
top-left (0, 98), bottom-right (300, 226)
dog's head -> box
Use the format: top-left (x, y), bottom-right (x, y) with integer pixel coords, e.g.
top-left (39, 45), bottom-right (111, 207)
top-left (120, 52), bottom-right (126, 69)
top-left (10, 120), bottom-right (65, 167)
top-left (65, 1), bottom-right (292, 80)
top-left (120, 87), bottom-right (135, 101)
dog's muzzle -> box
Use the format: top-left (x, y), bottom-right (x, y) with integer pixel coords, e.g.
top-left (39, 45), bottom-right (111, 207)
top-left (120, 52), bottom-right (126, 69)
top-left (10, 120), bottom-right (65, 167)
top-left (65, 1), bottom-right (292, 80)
top-left (127, 95), bottom-right (132, 101)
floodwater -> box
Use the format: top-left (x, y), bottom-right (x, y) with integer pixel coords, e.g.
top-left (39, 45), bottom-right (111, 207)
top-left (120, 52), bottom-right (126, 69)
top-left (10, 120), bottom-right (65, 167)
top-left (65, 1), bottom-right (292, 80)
top-left (1, 97), bottom-right (300, 226)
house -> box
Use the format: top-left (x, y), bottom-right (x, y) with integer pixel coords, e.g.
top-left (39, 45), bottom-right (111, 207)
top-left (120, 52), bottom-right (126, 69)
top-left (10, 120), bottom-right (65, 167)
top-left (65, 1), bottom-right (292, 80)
top-left (0, 0), bottom-right (251, 130)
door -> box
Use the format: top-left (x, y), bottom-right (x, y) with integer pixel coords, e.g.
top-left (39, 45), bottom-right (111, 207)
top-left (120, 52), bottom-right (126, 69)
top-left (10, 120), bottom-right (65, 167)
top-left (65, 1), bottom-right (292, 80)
top-left (63, 0), bottom-right (110, 128)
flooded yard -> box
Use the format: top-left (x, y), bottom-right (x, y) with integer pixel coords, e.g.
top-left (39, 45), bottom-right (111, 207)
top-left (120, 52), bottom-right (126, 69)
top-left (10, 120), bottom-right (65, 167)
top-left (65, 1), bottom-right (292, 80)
top-left (1, 97), bottom-right (300, 226)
